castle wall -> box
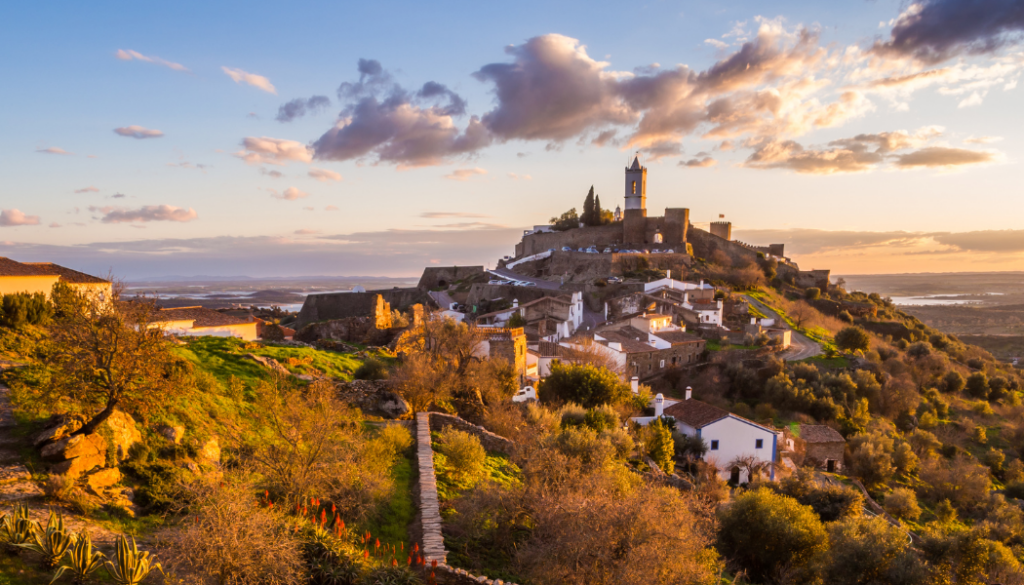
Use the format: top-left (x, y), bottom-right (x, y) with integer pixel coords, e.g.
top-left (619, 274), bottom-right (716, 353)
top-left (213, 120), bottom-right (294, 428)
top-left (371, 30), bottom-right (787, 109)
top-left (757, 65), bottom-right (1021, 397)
top-left (687, 227), bottom-right (761, 266)
top-left (710, 221), bottom-right (732, 241)
top-left (417, 266), bottom-right (484, 290)
top-left (623, 209), bottom-right (647, 243)
top-left (295, 287), bottom-right (427, 326)
top-left (514, 223), bottom-right (625, 257)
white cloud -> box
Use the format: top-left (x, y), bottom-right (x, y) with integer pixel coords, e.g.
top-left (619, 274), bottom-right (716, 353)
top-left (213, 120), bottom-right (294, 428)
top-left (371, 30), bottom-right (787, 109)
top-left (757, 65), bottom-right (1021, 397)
top-left (37, 147), bottom-right (72, 155)
top-left (958, 91), bottom-right (984, 108)
top-left (113, 125), bottom-right (164, 139)
top-left (704, 39), bottom-right (729, 49)
top-left (115, 49), bottom-right (189, 72)
top-left (444, 167), bottom-right (488, 181)
top-left (0, 209), bottom-right (41, 226)
top-left (222, 67), bottom-right (277, 94)
top-left (507, 172), bottom-right (533, 180)
top-left (270, 187), bottom-right (309, 200)
top-left (234, 136), bottom-right (313, 166)
top-left (308, 168), bottom-right (342, 182)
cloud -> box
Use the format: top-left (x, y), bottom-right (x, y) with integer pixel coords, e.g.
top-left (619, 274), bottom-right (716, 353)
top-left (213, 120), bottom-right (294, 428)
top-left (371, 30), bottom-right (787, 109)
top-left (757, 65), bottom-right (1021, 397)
top-left (444, 167), bottom-right (487, 181)
top-left (732, 228), bottom-right (924, 255)
top-left (871, 0), bottom-right (1024, 64)
top-left (679, 156), bottom-right (717, 168)
top-left (270, 187), bottom-right (308, 200)
top-left (261, 168), bottom-right (284, 178)
top-left (325, 205), bottom-right (339, 211)
top-left (294, 229), bottom-right (321, 235)
top-left (308, 168), bottom-right (342, 182)
top-left (110, 193), bottom-right (127, 199)
top-left (234, 136), bottom-right (313, 166)
top-left (420, 212), bottom-right (490, 219)
top-left (964, 135), bottom-right (1002, 144)
top-left (113, 125), bottom-right (164, 139)
top-left (276, 95), bottom-right (332, 122)
top-left (313, 60), bottom-right (490, 166)
top-left (115, 49), bottom-right (188, 72)
top-left (507, 172), bottom-right (533, 180)
top-left (705, 39), bottom-right (729, 50)
top-left (958, 91), bottom-right (984, 107)
top-left (49, 223), bottom-right (61, 228)
top-left (74, 186), bottom-right (99, 193)
top-left (892, 146), bottom-right (996, 168)
top-left (933, 230), bottom-right (1024, 252)
top-left (37, 147), bottom-right (72, 155)
top-left (90, 205), bottom-right (198, 223)
top-left (0, 209), bottom-right (41, 226)
top-left (744, 139), bottom-right (884, 174)
top-left (222, 67), bottom-right (277, 94)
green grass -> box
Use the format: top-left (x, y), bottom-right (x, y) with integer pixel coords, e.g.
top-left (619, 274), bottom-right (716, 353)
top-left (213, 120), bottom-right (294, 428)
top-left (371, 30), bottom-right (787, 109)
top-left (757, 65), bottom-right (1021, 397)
top-left (799, 355), bottom-right (850, 368)
top-left (361, 450), bottom-right (416, 550)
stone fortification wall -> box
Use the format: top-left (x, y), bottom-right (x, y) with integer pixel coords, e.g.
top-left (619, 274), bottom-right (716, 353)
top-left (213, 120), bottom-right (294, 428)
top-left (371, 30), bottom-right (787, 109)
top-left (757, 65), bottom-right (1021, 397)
top-left (465, 283), bottom-right (563, 311)
top-left (418, 266), bottom-right (485, 291)
top-left (794, 269), bottom-right (831, 290)
top-left (428, 413), bottom-right (515, 455)
top-left (515, 224), bottom-right (624, 257)
top-left (687, 227), bottom-right (761, 267)
top-left (508, 251), bottom-right (690, 284)
top-left (296, 287), bottom-right (426, 326)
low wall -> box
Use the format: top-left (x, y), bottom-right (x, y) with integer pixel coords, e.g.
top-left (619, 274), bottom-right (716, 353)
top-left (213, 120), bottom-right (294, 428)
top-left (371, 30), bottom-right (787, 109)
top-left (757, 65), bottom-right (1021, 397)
top-left (428, 413), bottom-right (514, 455)
top-left (296, 288), bottom-right (427, 327)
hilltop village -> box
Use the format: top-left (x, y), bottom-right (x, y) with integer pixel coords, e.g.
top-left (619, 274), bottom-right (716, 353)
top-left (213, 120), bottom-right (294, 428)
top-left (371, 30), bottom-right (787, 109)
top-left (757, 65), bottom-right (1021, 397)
top-left (2, 158), bottom-right (1024, 584)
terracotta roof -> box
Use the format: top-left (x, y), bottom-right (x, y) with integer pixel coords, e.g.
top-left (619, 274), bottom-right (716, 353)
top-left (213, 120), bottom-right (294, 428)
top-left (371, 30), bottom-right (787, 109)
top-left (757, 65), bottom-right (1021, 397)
top-left (663, 399), bottom-right (729, 428)
top-left (153, 306), bottom-right (251, 328)
top-left (799, 425), bottom-right (845, 444)
top-left (654, 331), bottom-right (704, 345)
top-left (596, 330), bottom-right (655, 354)
top-left (0, 257), bottom-right (54, 277)
top-left (23, 262), bottom-right (110, 284)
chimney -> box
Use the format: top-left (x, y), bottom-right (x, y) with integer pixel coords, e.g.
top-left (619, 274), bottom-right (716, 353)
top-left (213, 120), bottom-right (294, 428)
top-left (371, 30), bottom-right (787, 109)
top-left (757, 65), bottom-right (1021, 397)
top-left (667, 270), bottom-right (671, 281)
top-left (655, 393), bottom-right (664, 418)
top-left (685, 386), bottom-right (692, 400)
top-left (631, 377), bottom-right (639, 394)
top-left (512, 298), bottom-right (519, 308)
top-left (751, 317), bottom-right (756, 325)
top-left (700, 279), bottom-right (704, 288)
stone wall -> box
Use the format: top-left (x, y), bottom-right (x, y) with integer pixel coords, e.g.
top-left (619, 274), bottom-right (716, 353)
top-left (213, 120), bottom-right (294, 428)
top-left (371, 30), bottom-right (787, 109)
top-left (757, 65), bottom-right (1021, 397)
top-left (415, 413), bottom-right (447, 564)
top-left (418, 266), bottom-right (485, 291)
top-left (465, 284), bottom-right (563, 312)
top-left (428, 413), bottom-right (514, 455)
top-left (687, 226), bottom-right (761, 267)
top-left (515, 224), bottom-right (625, 257)
top-left (794, 269), bottom-right (831, 290)
top-left (296, 287), bottom-right (427, 327)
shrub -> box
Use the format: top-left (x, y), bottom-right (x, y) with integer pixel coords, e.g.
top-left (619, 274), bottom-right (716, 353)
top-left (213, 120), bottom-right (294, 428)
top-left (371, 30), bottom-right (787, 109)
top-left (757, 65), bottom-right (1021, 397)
top-left (0, 292), bottom-right (52, 328)
top-left (798, 484), bottom-right (864, 522)
top-left (583, 403), bottom-right (620, 432)
top-left (983, 448), bottom-right (1005, 475)
top-left (966, 372), bottom-right (989, 399)
top-left (906, 341), bottom-right (932, 358)
top-left (835, 326), bottom-right (871, 353)
top-left (373, 424), bottom-right (414, 460)
top-left (558, 402), bottom-right (587, 428)
top-left (642, 418), bottom-right (675, 474)
top-left (838, 310), bottom-right (854, 324)
top-left (884, 488), bottom-right (922, 522)
top-left (435, 426), bottom-right (487, 489)
top-left (823, 516), bottom-right (923, 585)
top-left (538, 362), bottom-right (631, 408)
top-left (805, 287), bottom-right (821, 300)
top-left (354, 358), bottom-right (389, 381)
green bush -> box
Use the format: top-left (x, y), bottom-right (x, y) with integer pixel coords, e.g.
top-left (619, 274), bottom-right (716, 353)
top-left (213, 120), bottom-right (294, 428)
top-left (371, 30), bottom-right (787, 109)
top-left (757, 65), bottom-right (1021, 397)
top-left (537, 362), bottom-right (631, 408)
top-left (0, 292), bottom-right (52, 328)
top-left (835, 326), bottom-right (871, 353)
top-left (435, 426), bottom-right (486, 489)
top-left (883, 487), bottom-right (922, 522)
top-left (354, 358), bottom-right (389, 381)
top-left (805, 287), bottom-right (821, 300)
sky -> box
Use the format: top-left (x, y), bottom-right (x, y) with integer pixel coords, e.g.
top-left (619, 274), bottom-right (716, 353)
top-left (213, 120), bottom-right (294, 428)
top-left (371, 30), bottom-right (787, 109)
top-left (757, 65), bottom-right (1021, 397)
top-left (2, 0), bottom-right (1024, 278)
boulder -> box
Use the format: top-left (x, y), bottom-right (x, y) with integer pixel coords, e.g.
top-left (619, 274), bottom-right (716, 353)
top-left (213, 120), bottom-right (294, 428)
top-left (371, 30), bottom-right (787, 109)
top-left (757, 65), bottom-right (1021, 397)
top-left (157, 425), bottom-right (186, 444)
top-left (243, 353), bottom-right (291, 376)
top-left (378, 390), bottom-right (411, 419)
top-left (41, 433), bottom-right (107, 462)
top-left (102, 410), bottom-right (142, 460)
top-left (33, 415), bottom-right (85, 447)
top-left (51, 452), bottom-right (105, 479)
top-left (198, 438), bottom-right (220, 464)
top-left (85, 467), bottom-right (122, 494)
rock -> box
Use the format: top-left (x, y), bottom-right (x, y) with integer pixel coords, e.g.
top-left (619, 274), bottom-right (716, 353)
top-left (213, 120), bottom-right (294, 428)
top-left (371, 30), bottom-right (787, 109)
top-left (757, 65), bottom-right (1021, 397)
top-left (51, 452), bottom-right (105, 478)
top-left (102, 410), bottom-right (142, 460)
top-left (0, 464), bottom-right (30, 483)
top-left (41, 433), bottom-right (107, 462)
top-left (85, 468), bottom-right (122, 494)
top-left (243, 353), bottom-right (291, 376)
top-left (157, 425), bottom-right (185, 444)
top-left (198, 438), bottom-right (220, 464)
top-left (33, 415), bottom-right (84, 447)
top-left (378, 391), bottom-right (411, 419)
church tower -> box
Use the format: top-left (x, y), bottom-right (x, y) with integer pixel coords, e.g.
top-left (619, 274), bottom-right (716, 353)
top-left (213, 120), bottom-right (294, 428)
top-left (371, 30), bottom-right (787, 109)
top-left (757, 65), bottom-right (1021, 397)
top-left (623, 155), bottom-right (648, 243)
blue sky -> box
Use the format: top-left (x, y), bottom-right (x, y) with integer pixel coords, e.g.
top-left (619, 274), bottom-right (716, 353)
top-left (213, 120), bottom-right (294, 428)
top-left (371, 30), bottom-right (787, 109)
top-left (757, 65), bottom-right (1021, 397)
top-left (2, 0), bottom-right (1023, 277)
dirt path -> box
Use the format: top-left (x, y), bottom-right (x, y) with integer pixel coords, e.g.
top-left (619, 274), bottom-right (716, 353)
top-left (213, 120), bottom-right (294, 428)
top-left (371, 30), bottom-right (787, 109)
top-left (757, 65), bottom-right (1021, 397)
top-left (743, 295), bottom-right (823, 360)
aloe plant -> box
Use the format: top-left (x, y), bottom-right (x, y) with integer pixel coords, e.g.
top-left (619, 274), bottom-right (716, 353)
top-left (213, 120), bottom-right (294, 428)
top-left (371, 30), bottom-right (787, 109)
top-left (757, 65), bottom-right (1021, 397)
top-left (18, 510), bottom-right (74, 569)
top-left (105, 535), bottom-right (162, 585)
top-left (0, 504), bottom-right (35, 554)
top-left (51, 530), bottom-right (106, 584)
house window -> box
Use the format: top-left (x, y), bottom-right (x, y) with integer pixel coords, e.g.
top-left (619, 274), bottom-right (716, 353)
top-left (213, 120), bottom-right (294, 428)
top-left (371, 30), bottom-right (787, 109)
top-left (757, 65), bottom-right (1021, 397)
top-left (755, 439), bottom-right (764, 449)
top-left (660, 360), bottom-right (665, 368)
top-left (710, 440), bottom-right (719, 450)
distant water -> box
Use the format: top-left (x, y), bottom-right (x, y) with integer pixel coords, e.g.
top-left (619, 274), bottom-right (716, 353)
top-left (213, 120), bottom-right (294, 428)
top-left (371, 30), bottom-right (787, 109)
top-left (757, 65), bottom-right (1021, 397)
top-left (890, 293), bottom-right (1002, 306)
top-left (143, 289), bottom-right (354, 312)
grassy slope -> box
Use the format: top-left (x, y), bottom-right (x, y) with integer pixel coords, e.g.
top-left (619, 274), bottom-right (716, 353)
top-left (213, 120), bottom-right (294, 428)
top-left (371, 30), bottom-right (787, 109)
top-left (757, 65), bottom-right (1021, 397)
top-left (361, 449), bottom-right (416, 551)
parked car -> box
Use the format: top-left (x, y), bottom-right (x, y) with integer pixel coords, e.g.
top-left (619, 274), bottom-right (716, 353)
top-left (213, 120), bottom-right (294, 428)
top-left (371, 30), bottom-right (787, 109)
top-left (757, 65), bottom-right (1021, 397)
top-left (512, 385), bottom-right (537, 403)
top-left (488, 279), bottom-right (505, 285)
top-left (608, 276), bottom-right (622, 284)
top-left (520, 281), bottom-right (537, 287)
top-left (603, 247), bottom-right (612, 253)
top-left (562, 246), bottom-right (573, 252)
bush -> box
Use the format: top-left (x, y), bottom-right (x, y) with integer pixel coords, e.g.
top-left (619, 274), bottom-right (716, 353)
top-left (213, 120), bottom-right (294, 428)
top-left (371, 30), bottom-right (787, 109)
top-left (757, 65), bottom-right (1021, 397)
top-left (435, 426), bottom-right (487, 489)
top-left (373, 424), bottom-right (414, 460)
top-left (838, 310), bottom-right (854, 324)
top-left (642, 418), bottom-right (675, 474)
top-left (354, 358), bottom-right (389, 381)
top-left (798, 484), bottom-right (864, 522)
top-left (0, 292), bottom-right (52, 328)
top-left (805, 287), bottom-right (821, 300)
top-left (906, 341), bottom-right (932, 358)
top-left (884, 488), bottom-right (922, 522)
top-left (835, 326), bottom-right (871, 353)
top-left (966, 372), bottom-right (989, 399)
top-left (823, 516), bottom-right (923, 585)
top-left (538, 362), bottom-right (631, 408)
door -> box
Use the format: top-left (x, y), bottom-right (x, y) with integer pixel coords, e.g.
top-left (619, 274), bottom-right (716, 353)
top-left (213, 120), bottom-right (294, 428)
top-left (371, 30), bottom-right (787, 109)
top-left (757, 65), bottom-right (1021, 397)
top-left (826, 459), bottom-right (836, 473)
top-left (730, 466), bottom-right (741, 484)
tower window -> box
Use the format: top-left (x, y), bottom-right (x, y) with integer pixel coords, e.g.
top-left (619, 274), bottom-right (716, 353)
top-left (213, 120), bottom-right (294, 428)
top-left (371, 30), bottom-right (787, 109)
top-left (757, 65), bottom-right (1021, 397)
top-left (631, 180), bottom-right (636, 195)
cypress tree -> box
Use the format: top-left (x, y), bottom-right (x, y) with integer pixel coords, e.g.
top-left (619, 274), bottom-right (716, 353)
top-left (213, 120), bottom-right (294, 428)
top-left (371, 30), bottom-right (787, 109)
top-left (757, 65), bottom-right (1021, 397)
top-left (594, 193), bottom-right (603, 225)
top-left (583, 186), bottom-right (595, 226)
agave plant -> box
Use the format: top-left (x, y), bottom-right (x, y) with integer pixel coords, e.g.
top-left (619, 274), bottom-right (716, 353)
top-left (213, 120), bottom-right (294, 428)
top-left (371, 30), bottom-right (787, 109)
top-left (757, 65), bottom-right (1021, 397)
top-left (18, 510), bottom-right (74, 569)
top-left (0, 504), bottom-right (35, 555)
top-left (51, 530), bottom-right (106, 584)
top-left (104, 535), bottom-right (162, 585)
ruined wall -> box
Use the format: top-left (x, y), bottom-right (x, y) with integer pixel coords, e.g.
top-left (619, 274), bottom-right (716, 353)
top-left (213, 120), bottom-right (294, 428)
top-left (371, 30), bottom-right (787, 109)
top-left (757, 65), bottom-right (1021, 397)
top-left (428, 413), bottom-right (515, 455)
top-left (515, 223), bottom-right (625, 257)
top-left (623, 209), bottom-right (647, 244)
top-left (296, 287), bottom-right (427, 326)
top-left (485, 328), bottom-right (527, 381)
top-left (795, 269), bottom-right (831, 290)
top-left (417, 266), bottom-right (485, 290)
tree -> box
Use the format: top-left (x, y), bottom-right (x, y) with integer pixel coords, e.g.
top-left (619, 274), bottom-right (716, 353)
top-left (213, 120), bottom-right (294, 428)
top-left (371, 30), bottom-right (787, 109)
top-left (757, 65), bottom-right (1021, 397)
top-left (805, 287), bottom-right (821, 301)
top-left (823, 516), bottom-right (924, 585)
top-left (582, 186), bottom-right (596, 226)
top-left (835, 326), bottom-right (871, 353)
top-left (537, 362), bottom-right (631, 408)
top-left (642, 418), bottom-right (675, 474)
top-left (42, 283), bottom-right (183, 436)
top-left (965, 371), bottom-right (989, 399)
top-left (593, 193), bottom-right (607, 226)
top-left (717, 488), bottom-right (827, 584)
top-left (549, 208), bottom-right (579, 231)
top-left (789, 300), bottom-right (816, 329)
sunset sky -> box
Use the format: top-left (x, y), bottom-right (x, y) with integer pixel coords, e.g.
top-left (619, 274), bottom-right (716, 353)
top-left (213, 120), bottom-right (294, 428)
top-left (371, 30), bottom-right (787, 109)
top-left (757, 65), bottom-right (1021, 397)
top-left (2, 0), bottom-right (1023, 278)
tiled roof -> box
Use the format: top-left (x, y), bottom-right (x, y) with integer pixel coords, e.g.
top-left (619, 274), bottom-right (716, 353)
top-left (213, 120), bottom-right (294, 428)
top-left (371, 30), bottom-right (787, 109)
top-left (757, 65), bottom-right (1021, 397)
top-left (596, 330), bottom-right (655, 353)
top-left (654, 331), bottom-right (704, 345)
top-left (153, 306), bottom-right (251, 327)
top-left (663, 399), bottom-right (729, 428)
top-left (799, 425), bottom-right (845, 444)
top-left (23, 263), bottom-right (110, 284)
top-left (0, 257), bottom-right (53, 277)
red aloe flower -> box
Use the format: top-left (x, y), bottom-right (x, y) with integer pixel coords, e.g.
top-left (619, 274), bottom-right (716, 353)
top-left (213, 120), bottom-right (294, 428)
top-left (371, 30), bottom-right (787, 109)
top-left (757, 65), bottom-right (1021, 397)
top-left (363, 550), bottom-right (369, 559)
top-left (391, 559), bottom-right (398, 567)
top-left (407, 556), bottom-right (412, 565)
top-left (431, 559), bottom-right (437, 569)
top-left (375, 538), bottom-right (380, 549)
top-left (331, 503), bottom-right (337, 514)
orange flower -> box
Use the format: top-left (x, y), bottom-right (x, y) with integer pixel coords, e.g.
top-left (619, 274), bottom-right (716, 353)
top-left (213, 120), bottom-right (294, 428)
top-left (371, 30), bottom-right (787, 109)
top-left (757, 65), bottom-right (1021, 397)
top-left (391, 559), bottom-right (398, 567)
top-left (363, 550), bottom-right (369, 559)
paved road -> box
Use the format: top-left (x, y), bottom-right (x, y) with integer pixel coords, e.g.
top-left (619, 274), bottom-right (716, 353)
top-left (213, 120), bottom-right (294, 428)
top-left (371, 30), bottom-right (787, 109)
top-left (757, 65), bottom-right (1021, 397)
top-left (743, 295), bottom-right (822, 361)
top-left (428, 290), bottom-right (456, 310)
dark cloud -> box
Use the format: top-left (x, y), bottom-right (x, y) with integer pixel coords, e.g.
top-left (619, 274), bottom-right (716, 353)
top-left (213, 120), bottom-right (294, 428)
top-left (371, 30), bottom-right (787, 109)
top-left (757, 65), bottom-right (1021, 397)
top-left (88, 205), bottom-right (198, 223)
top-left (873, 0), bottom-right (1024, 64)
top-left (933, 230), bottom-right (1024, 252)
top-left (276, 95), bottom-right (332, 122)
top-left (313, 60), bottom-right (489, 166)
top-left (892, 147), bottom-right (995, 168)
top-left (679, 156), bottom-right (717, 168)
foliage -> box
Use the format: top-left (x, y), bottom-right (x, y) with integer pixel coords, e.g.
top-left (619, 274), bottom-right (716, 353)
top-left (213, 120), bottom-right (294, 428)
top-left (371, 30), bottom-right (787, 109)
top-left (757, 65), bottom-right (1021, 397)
top-left (549, 208), bottom-right (579, 231)
top-left (835, 326), bottom-right (871, 353)
top-left (804, 287), bottom-right (821, 301)
top-left (822, 516), bottom-right (923, 585)
top-left (105, 535), bottom-right (162, 585)
top-left (17, 510), bottom-right (73, 570)
top-left (51, 530), bottom-right (106, 585)
top-left (0, 292), bottom-right (52, 328)
top-left (537, 361), bottom-right (631, 408)
top-left (434, 427), bottom-right (487, 491)
top-left (354, 358), bottom-right (389, 381)
top-left (641, 417), bottom-right (675, 474)
top-left (717, 488), bottom-right (827, 584)
top-left (0, 504), bottom-right (34, 554)
top-left (965, 371), bottom-right (989, 399)
top-left (779, 473), bottom-right (864, 522)
top-left (884, 488), bottom-right (922, 522)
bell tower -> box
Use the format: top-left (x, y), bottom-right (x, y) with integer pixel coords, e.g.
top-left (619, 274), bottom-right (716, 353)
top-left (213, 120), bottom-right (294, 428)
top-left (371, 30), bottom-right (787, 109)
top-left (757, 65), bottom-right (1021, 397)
top-left (624, 155), bottom-right (647, 211)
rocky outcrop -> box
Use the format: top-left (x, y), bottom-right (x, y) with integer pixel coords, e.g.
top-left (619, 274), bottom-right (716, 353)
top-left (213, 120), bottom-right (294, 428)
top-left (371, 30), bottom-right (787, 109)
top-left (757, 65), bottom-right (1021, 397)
top-left (42, 433), bottom-right (107, 462)
top-left (198, 438), bottom-right (220, 464)
top-left (243, 353), bottom-right (292, 376)
top-left (337, 380), bottom-right (410, 419)
top-left (158, 425), bottom-right (186, 444)
top-left (33, 415), bottom-right (85, 447)
top-left (103, 410), bottom-right (141, 461)
top-left (85, 468), bottom-right (122, 495)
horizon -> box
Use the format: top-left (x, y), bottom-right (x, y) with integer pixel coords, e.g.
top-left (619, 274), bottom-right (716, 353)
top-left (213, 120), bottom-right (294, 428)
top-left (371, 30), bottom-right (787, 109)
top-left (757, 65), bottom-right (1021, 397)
top-left (3, 0), bottom-right (1024, 277)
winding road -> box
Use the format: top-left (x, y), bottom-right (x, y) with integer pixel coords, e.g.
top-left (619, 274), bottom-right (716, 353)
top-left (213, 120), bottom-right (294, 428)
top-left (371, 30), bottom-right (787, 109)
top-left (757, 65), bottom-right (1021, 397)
top-left (743, 295), bottom-right (823, 361)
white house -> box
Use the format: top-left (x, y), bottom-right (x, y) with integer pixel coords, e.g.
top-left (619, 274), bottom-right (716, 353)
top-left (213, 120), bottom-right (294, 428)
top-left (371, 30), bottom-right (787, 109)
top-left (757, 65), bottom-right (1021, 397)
top-left (644, 277), bottom-right (715, 295)
top-left (476, 293), bottom-right (584, 343)
top-left (662, 389), bottom-right (778, 483)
